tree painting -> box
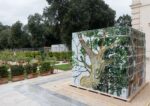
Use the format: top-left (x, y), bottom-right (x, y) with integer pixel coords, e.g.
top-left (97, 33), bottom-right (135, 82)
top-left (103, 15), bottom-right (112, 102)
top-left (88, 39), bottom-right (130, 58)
top-left (72, 26), bottom-right (146, 99)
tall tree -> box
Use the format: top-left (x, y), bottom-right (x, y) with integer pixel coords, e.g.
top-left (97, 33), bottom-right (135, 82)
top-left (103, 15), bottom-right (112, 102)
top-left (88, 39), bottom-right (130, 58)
top-left (11, 21), bottom-right (24, 48)
top-left (28, 13), bottom-right (45, 48)
top-left (0, 22), bottom-right (10, 32)
top-left (44, 0), bottom-right (116, 49)
top-left (116, 14), bottom-right (132, 27)
top-left (0, 28), bottom-right (11, 49)
top-left (10, 21), bottom-right (30, 49)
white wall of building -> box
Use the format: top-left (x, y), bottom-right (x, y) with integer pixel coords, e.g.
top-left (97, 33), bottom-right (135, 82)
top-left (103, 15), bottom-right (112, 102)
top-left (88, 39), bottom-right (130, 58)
top-left (51, 44), bottom-right (68, 52)
top-left (131, 0), bottom-right (150, 58)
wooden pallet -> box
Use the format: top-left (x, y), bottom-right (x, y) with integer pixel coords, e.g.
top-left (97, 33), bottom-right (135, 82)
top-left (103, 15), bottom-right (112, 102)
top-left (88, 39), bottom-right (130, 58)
top-left (127, 82), bottom-right (148, 102)
top-left (70, 82), bottom-right (148, 102)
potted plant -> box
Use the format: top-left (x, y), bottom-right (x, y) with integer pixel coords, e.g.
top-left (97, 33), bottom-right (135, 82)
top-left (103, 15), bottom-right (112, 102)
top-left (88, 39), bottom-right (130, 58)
top-left (40, 62), bottom-right (54, 76)
top-left (25, 64), bottom-right (38, 79)
top-left (0, 65), bottom-right (9, 84)
top-left (11, 65), bottom-right (24, 82)
top-left (50, 64), bottom-right (54, 74)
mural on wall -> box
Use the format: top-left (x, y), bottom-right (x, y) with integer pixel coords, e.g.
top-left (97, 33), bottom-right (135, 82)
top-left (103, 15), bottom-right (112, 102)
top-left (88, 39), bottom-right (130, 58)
top-left (72, 26), bottom-right (146, 99)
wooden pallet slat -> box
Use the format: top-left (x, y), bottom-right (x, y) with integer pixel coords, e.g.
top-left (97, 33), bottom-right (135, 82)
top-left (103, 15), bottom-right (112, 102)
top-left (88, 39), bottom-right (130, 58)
top-left (70, 82), bottom-right (148, 102)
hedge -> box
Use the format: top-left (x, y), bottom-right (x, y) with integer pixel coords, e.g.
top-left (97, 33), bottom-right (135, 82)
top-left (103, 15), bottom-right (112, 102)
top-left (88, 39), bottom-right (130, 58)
top-left (48, 52), bottom-right (72, 61)
top-left (11, 65), bottom-right (24, 76)
top-left (0, 50), bottom-right (72, 62)
top-left (24, 63), bottom-right (37, 75)
top-left (40, 62), bottom-right (54, 73)
top-left (0, 65), bottom-right (8, 78)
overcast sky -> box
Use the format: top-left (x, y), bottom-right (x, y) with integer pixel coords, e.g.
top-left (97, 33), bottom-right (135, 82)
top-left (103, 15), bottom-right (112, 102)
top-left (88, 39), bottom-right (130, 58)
top-left (0, 0), bottom-right (132, 26)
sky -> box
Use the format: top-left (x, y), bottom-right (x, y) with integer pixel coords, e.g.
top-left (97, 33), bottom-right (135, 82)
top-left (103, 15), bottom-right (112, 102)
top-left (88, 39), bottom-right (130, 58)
top-left (0, 0), bottom-right (132, 26)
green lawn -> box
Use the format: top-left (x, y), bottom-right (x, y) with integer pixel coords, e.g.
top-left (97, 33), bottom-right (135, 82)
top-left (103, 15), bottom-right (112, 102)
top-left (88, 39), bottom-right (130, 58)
top-left (54, 63), bottom-right (72, 71)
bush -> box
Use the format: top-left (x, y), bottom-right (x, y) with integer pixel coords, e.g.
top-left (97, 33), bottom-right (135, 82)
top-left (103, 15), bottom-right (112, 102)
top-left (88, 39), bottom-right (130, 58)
top-left (25, 51), bottom-right (40, 58)
top-left (11, 65), bottom-right (24, 76)
top-left (40, 62), bottom-right (53, 73)
top-left (24, 64), bottom-right (32, 74)
top-left (31, 63), bottom-right (38, 73)
top-left (48, 52), bottom-right (72, 61)
top-left (0, 65), bottom-right (8, 78)
top-left (24, 63), bottom-right (38, 75)
top-left (0, 50), bottom-right (72, 63)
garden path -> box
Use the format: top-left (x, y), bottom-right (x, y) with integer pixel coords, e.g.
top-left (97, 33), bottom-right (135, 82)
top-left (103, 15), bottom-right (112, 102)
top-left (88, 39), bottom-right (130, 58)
top-left (0, 60), bottom-right (149, 106)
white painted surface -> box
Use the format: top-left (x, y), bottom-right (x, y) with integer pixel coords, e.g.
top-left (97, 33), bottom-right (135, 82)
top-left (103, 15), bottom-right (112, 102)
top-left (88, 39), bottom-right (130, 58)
top-left (131, 0), bottom-right (150, 58)
top-left (51, 44), bottom-right (68, 52)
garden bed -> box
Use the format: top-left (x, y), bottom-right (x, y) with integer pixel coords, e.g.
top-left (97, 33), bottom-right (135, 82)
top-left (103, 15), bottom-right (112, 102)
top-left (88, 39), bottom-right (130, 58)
top-left (0, 78), bottom-right (8, 84)
top-left (12, 75), bottom-right (24, 82)
top-left (40, 71), bottom-right (51, 76)
top-left (27, 73), bottom-right (38, 79)
top-left (0, 50), bottom-right (70, 85)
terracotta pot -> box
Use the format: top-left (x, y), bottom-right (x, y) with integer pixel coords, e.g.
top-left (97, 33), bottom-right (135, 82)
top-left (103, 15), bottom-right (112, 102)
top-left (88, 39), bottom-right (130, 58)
top-left (27, 73), bottom-right (38, 79)
top-left (0, 78), bottom-right (8, 84)
top-left (40, 71), bottom-right (51, 76)
top-left (12, 75), bottom-right (24, 82)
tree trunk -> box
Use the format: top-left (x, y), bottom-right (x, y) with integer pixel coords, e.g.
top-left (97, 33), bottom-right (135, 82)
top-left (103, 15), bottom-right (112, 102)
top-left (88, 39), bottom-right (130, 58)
top-left (78, 34), bottom-right (107, 88)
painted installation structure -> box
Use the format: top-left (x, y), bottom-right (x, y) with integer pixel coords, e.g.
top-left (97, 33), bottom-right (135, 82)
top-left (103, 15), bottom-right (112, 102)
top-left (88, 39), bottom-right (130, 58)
top-left (72, 26), bottom-right (146, 100)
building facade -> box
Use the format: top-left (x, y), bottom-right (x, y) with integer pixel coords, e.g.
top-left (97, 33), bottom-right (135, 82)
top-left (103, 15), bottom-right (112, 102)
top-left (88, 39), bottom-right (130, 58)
top-left (131, 0), bottom-right (150, 58)
top-left (51, 44), bottom-right (68, 52)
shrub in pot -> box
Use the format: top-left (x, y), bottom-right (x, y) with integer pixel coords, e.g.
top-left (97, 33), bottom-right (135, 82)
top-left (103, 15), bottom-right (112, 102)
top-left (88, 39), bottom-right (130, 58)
top-left (24, 64), bottom-right (32, 75)
top-left (24, 64), bottom-right (38, 79)
top-left (40, 62), bottom-right (54, 76)
top-left (11, 65), bottom-right (24, 82)
top-left (31, 63), bottom-right (38, 74)
top-left (49, 64), bottom-right (54, 74)
top-left (0, 65), bottom-right (9, 84)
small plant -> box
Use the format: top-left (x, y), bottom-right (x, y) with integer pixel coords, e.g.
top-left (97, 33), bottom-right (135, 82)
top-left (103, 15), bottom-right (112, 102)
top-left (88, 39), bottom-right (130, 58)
top-left (11, 65), bottom-right (24, 76)
top-left (40, 62), bottom-right (53, 74)
top-left (0, 65), bottom-right (8, 78)
top-left (24, 64), bottom-right (32, 75)
top-left (24, 63), bottom-right (37, 74)
top-left (31, 63), bottom-right (38, 73)
top-left (40, 62), bottom-right (50, 73)
top-left (24, 63), bottom-right (38, 79)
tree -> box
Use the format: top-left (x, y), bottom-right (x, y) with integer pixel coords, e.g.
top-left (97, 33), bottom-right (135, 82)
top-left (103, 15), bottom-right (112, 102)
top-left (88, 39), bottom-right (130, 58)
top-left (0, 22), bottom-right (10, 32)
top-left (44, 0), bottom-right (116, 49)
top-left (77, 32), bottom-right (115, 88)
top-left (43, 0), bottom-right (69, 46)
top-left (0, 22), bottom-right (4, 32)
top-left (42, 17), bottom-right (62, 46)
top-left (73, 27), bottom-right (129, 95)
top-left (28, 13), bottom-right (45, 48)
top-left (0, 29), bottom-right (11, 49)
top-left (22, 25), bottom-right (32, 48)
top-left (11, 21), bottom-right (23, 48)
top-left (10, 21), bottom-right (31, 49)
top-left (116, 14), bottom-right (132, 27)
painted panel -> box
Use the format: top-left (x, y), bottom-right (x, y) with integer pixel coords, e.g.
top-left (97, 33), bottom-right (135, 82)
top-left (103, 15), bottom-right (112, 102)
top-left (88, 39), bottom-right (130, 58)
top-left (72, 27), bottom-right (146, 99)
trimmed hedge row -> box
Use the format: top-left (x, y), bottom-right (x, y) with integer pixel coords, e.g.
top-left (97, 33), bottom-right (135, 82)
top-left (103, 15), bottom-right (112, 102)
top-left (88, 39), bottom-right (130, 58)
top-left (0, 61), bottom-right (54, 83)
top-left (0, 51), bottom-right (72, 62)
top-left (48, 52), bottom-right (72, 61)
top-left (11, 65), bottom-right (24, 76)
top-left (40, 62), bottom-right (54, 74)
top-left (24, 63), bottom-right (38, 74)
top-left (0, 65), bottom-right (8, 78)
